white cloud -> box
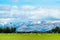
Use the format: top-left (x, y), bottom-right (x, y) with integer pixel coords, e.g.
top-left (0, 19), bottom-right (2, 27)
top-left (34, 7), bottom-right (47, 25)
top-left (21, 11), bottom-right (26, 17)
top-left (0, 18), bottom-right (14, 25)
top-left (48, 8), bottom-right (60, 19)
top-left (20, 5), bottom-right (36, 11)
top-left (0, 5), bottom-right (60, 20)
top-left (0, 4), bottom-right (11, 11)
top-left (34, 7), bottom-right (60, 19)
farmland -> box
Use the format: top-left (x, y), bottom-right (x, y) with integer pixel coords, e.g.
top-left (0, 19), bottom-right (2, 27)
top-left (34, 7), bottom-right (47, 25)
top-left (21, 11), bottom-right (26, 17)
top-left (0, 33), bottom-right (60, 40)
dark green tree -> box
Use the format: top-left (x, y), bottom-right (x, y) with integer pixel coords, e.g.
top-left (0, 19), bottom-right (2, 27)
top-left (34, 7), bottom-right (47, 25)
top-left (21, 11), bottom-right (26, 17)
top-left (49, 27), bottom-right (60, 33)
top-left (2, 27), bottom-right (16, 33)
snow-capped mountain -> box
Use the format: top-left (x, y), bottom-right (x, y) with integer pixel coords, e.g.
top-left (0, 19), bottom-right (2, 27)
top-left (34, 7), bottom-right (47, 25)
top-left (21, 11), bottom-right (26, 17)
top-left (0, 18), bottom-right (60, 32)
top-left (16, 20), bottom-right (60, 32)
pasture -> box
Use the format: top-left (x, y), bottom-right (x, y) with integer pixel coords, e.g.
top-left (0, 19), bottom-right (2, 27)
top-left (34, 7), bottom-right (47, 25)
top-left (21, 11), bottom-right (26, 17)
top-left (0, 33), bottom-right (60, 40)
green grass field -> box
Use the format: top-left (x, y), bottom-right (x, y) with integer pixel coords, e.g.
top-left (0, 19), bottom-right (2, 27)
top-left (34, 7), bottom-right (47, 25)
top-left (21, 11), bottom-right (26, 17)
top-left (0, 33), bottom-right (60, 40)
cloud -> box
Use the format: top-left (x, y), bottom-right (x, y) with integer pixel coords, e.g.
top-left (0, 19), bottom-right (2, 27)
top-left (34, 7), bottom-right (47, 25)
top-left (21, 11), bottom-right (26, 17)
top-left (48, 8), bottom-right (60, 19)
top-left (0, 5), bottom-right (11, 11)
top-left (20, 5), bottom-right (36, 11)
top-left (0, 18), bottom-right (15, 25)
top-left (0, 5), bottom-right (60, 20)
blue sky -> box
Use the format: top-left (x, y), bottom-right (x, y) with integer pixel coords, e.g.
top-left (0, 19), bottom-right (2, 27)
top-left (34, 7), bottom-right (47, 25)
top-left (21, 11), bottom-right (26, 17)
top-left (0, 0), bottom-right (60, 21)
top-left (0, 0), bottom-right (60, 6)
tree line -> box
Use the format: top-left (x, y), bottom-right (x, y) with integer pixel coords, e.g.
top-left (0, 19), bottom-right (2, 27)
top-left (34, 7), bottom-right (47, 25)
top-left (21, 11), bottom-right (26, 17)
top-left (0, 27), bottom-right (16, 33)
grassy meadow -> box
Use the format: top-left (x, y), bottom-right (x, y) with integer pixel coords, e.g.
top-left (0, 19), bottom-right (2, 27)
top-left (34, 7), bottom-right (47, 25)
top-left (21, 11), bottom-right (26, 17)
top-left (0, 33), bottom-right (60, 40)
